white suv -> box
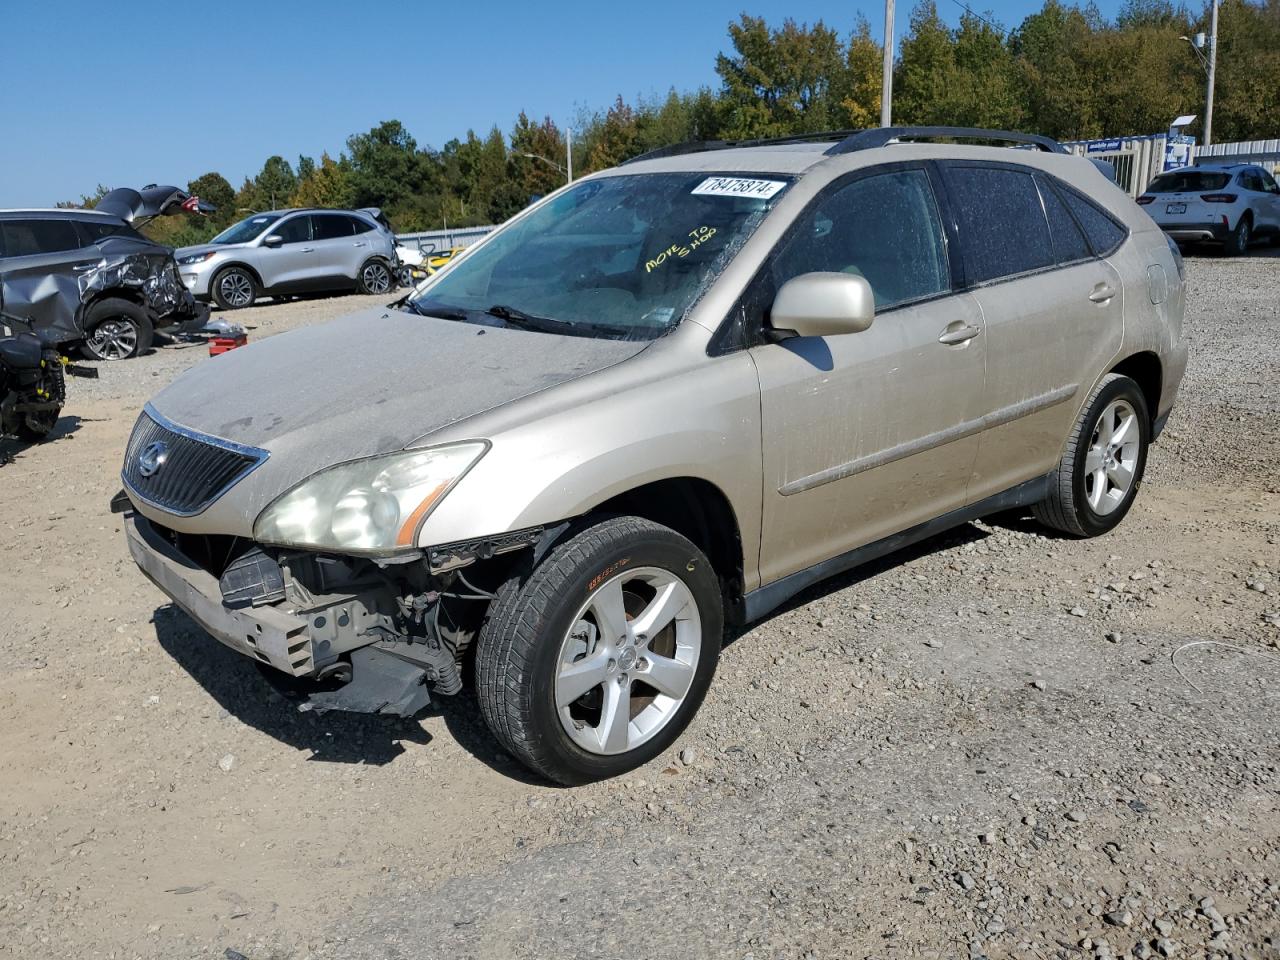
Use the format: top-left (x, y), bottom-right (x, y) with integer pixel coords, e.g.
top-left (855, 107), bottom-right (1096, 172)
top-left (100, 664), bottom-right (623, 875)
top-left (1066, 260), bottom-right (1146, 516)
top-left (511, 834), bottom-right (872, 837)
top-left (176, 208), bottom-right (398, 309)
top-left (1140, 162), bottom-right (1280, 255)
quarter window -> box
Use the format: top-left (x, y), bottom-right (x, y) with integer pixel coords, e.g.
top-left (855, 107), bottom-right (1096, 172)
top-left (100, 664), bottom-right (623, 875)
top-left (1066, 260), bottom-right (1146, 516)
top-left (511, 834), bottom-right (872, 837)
top-left (769, 168), bottom-right (950, 310)
top-left (0, 218), bottom-right (82, 257)
top-left (1036, 176), bottom-right (1092, 265)
top-left (946, 165), bottom-right (1055, 284)
top-left (350, 216), bottom-right (375, 234)
top-left (1058, 187), bottom-right (1127, 256)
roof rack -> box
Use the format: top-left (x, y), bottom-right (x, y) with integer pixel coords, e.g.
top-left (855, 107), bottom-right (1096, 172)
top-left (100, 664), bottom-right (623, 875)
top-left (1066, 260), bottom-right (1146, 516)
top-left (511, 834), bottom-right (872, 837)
top-left (622, 126), bottom-right (1067, 165)
top-left (827, 126), bottom-right (1067, 155)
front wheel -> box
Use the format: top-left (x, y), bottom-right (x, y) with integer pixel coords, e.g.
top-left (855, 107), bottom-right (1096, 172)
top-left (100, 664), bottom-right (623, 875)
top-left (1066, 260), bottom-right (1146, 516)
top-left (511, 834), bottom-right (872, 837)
top-left (211, 267), bottom-right (257, 309)
top-left (1033, 373), bottom-right (1150, 537)
top-left (475, 517), bottom-right (723, 785)
top-left (358, 259), bottom-right (393, 295)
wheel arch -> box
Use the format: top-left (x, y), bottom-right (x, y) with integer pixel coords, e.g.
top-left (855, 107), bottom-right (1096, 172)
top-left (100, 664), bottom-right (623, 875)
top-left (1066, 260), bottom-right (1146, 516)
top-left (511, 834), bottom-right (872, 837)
top-left (1108, 351), bottom-right (1162, 429)
top-left (573, 477), bottom-right (748, 625)
top-left (212, 261), bottom-right (264, 289)
top-left (77, 287), bottom-right (148, 325)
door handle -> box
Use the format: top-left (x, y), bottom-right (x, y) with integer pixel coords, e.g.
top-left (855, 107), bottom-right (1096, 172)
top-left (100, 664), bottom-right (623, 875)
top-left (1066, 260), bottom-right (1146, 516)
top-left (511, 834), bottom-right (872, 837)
top-left (353, 241), bottom-right (368, 248)
top-left (1089, 282), bottom-right (1116, 303)
top-left (300, 247), bottom-right (315, 253)
top-left (938, 324), bottom-right (981, 345)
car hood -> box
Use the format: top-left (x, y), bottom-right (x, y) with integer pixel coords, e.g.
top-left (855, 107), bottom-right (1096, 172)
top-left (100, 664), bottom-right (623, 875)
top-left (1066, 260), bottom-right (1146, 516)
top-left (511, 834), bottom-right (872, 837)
top-left (146, 306), bottom-right (649, 503)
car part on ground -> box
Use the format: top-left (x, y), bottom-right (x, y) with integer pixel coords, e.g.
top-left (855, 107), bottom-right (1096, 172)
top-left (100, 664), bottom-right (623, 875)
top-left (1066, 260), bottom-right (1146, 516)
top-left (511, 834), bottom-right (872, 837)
top-left (119, 126), bottom-right (1188, 783)
top-left (0, 185), bottom-right (213, 359)
top-left (177, 208), bottom-right (399, 308)
top-left (1140, 162), bottom-right (1280, 254)
top-left (1, 303), bottom-right (97, 448)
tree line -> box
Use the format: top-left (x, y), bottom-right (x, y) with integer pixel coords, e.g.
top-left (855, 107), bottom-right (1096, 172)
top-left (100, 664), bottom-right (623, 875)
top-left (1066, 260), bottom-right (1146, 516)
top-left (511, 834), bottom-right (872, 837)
top-left (67, 0), bottom-right (1280, 244)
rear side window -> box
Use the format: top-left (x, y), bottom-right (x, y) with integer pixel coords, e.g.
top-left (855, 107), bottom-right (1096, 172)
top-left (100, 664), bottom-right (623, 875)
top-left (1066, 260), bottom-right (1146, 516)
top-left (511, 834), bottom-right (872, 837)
top-left (769, 167), bottom-right (950, 310)
top-left (0, 218), bottom-right (82, 257)
top-left (350, 216), bottom-right (374, 235)
top-left (946, 165), bottom-right (1054, 284)
top-left (1058, 188), bottom-right (1127, 256)
top-left (77, 219), bottom-right (146, 245)
top-left (1238, 171), bottom-right (1263, 192)
top-left (1036, 176), bottom-right (1091, 265)
top-left (312, 214), bottom-right (355, 240)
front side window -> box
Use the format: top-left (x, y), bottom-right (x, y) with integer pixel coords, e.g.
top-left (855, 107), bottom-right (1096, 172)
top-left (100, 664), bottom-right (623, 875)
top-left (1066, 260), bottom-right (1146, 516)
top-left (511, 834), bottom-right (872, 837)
top-left (946, 165), bottom-right (1055, 284)
top-left (0, 218), bottom-right (82, 257)
top-left (1259, 170), bottom-right (1280, 194)
top-left (769, 168), bottom-right (950, 309)
top-left (409, 172), bottom-right (790, 340)
top-left (275, 215), bottom-right (312, 244)
top-left (212, 214), bottom-right (281, 245)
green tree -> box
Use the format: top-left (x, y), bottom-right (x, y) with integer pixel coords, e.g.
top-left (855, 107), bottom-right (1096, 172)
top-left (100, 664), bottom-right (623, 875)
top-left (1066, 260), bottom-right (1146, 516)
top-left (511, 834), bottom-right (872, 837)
top-left (346, 120), bottom-right (433, 210)
top-left (840, 17), bottom-right (884, 129)
top-left (290, 153), bottom-right (354, 209)
top-left (895, 1), bottom-right (958, 124)
top-left (187, 172), bottom-right (235, 229)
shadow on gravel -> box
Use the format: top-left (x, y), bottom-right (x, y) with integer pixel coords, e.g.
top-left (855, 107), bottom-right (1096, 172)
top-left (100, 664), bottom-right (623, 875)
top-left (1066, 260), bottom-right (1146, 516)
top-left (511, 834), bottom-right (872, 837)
top-left (152, 604), bottom-right (433, 765)
top-left (0, 414), bottom-right (83, 464)
top-left (725, 521), bottom-right (993, 648)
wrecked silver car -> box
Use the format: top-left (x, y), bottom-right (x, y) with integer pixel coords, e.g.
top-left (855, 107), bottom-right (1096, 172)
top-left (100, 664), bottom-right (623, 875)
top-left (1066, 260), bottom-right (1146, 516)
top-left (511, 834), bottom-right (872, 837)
top-left (0, 186), bottom-right (212, 360)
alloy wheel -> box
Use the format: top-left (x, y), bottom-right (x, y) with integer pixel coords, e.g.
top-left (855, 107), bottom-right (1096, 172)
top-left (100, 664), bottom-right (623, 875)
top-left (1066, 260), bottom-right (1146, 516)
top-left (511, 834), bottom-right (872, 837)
top-left (1084, 397), bottom-right (1140, 516)
top-left (362, 262), bottom-right (392, 294)
top-left (219, 271), bottom-right (254, 307)
top-left (85, 319), bottom-right (138, 361)
top-left (555, 567), bottom-right (702, 756)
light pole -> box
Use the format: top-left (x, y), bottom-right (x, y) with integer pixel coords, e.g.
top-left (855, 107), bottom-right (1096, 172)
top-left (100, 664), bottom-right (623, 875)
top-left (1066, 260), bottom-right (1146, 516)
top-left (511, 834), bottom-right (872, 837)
top-left (880, 0), bottom-right (895, 127)
top-left (1179, 0), bottom-right (1219, 146)
top-left (517, 152), bottom-right (569, 184)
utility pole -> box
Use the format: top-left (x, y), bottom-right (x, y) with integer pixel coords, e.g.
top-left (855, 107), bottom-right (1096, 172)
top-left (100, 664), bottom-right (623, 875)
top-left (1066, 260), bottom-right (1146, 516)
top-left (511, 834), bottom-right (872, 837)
top-left (880, 0), bottom-right (896, 127)
top-left (566, 126), bottom-right (573, 184)
top-left (1204, 0), bottom-right (1219, 146)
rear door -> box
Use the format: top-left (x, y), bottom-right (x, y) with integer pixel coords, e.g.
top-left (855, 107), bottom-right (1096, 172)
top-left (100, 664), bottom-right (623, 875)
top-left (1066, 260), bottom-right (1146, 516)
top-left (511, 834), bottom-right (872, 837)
top-left (0, 217), bottom-right (95, 342)
top-left (310, 213), bottom-right (363, 284)
top-left (941, 162), bottom-right (1127, 500)
top-left (750, 164), bottom-right (988, 585)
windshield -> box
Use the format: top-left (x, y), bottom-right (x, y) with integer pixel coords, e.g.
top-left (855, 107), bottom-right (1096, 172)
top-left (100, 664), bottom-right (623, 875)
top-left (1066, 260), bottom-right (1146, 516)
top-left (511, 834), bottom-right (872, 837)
top-left (408, 172), bottom-right (791, 339)
top-left (212, 214), bottom-right (281, 245)
top-left (1146, 170), bottom-right (1232, 193)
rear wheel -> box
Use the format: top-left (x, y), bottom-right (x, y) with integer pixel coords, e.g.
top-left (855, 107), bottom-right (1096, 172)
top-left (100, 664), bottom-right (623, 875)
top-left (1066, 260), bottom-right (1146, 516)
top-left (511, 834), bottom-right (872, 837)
top-left (1032, 373), bottom-right (1150, 538)
top-left (358, 259), bottom-right (393, 295)
top-left (475, 516), bottom-right (723, 785)
top-left (1223, 215), bottom-right (1251, 256)
top-left (211, 267), bottom-right (257, 309)
top-left (79, 298), bottom-right (153, 361)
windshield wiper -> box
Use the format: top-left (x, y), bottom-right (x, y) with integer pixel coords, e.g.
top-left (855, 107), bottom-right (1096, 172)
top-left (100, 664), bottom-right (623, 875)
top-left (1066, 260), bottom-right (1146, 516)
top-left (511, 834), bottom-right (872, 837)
top-left (486, 304), bottom-right (629, 338)
top-left (398, 299), bottom-right (468, 322)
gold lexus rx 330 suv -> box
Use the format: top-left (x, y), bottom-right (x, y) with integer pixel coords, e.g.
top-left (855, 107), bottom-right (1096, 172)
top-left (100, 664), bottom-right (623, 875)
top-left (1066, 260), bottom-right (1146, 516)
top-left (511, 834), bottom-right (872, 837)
top-left (118, 127), bottom-right (1187, 784)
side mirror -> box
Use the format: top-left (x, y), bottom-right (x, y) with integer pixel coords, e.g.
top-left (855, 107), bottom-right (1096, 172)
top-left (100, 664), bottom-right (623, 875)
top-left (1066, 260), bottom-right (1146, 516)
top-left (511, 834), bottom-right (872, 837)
top-left (769, 272), bottom-right (875, 339)
top-left (262, 234), bottom-right (284, 248)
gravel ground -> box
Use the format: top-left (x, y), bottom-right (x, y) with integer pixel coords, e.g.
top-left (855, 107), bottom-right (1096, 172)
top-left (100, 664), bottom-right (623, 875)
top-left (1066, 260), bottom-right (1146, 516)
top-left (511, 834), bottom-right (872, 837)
top-left (1, 251), bottom-right (1278, 960)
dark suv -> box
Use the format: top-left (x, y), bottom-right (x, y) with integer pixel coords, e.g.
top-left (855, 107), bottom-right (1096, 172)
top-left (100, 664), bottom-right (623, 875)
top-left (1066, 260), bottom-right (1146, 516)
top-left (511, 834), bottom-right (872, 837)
top-left (0, 186), bottom-right (211, 361)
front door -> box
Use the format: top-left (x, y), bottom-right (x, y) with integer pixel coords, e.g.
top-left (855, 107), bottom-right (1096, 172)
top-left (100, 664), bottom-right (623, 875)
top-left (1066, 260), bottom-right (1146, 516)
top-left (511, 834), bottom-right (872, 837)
top-left (259, 214), bottom-right (315, 289)
top-left (748, 165), bottom-right (988, 587)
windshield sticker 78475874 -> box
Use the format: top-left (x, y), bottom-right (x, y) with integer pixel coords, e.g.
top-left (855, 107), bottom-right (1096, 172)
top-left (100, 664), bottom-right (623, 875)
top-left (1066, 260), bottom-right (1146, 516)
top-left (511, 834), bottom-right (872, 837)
top-left (691, 177), bottom-right (788, 199)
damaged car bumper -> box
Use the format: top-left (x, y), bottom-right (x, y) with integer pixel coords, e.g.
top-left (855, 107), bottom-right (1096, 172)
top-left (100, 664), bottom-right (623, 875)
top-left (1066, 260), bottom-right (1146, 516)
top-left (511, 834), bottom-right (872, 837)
top-left (123, 509), bottom-right (438, 717)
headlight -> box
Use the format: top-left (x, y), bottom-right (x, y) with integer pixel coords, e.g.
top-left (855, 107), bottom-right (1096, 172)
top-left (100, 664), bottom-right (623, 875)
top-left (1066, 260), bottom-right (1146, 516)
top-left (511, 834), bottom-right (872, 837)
top-left (177, 251), bottom-right (216, 265)
top-left (253, 442), bottom-right (488, 553)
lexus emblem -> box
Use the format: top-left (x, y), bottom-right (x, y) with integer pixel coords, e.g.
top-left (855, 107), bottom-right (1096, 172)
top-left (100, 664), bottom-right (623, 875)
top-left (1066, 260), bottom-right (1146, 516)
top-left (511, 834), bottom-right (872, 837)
top-left (138, 441), bottom-right (169, 478)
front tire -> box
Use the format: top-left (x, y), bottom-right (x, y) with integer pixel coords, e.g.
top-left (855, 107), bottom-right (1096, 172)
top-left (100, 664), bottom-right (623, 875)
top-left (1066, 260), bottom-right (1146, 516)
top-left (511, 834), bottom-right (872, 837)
top-left (1032, 373), bottom-right (1150, 537)
top-left (211, 267), bottom-right (257, 309)
top-left (358, 259), bottom-right (394, 295)
top-left (475, 516), bottom-right (723, 785)
top-left (79, 298), bottom-right (153, 361)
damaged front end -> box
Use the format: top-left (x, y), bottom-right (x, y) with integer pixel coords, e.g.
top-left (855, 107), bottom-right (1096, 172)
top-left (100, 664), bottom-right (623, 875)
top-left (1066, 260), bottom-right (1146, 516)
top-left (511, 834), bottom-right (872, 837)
top-left (120, 503), bottom-right (540, 717)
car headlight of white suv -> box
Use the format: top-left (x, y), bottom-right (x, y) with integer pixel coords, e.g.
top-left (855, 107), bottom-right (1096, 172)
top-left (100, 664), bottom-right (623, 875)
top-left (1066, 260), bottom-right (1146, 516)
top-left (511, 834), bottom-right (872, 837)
top-left (253, 441), bottom-right (488, 553)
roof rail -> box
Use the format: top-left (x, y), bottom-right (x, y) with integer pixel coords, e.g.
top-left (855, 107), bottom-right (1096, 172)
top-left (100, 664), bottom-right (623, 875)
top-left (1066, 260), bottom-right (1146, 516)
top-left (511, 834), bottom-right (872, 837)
top-left (622, 130), bottom-right (861, 166)
top-left (827, 126), bottom-right (1067, 155)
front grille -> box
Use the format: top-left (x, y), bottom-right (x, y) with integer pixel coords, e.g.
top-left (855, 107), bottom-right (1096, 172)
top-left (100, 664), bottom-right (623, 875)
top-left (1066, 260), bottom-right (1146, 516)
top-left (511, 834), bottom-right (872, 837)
top-left (122, 406), bottom-right (267, 516)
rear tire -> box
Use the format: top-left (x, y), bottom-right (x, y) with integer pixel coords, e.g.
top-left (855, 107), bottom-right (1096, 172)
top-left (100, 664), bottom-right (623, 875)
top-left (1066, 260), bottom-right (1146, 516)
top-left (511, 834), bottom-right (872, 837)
top-left (475, 516), bottom-right (723, 785)
top-left (79, 298), bottom-right (153, 361)
top-left (358, 259), bottom-right (393, 295)
top-left (1223, 215), bottom-right (1251, 256)
top-left (211, 267), bottom-right (257, 309)
top-left (1032, 373), bottom-right (1150, 538)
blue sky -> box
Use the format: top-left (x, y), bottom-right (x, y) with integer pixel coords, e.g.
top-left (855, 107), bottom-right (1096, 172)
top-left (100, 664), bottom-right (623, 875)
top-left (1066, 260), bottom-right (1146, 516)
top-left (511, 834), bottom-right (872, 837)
top-left (2, 0), bottom-right (1124, 207)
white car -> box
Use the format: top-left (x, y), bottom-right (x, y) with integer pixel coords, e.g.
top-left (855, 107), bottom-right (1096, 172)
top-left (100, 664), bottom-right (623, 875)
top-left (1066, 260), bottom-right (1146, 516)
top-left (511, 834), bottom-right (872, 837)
top-left (1140, 162), bottom-right (1280, 255)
